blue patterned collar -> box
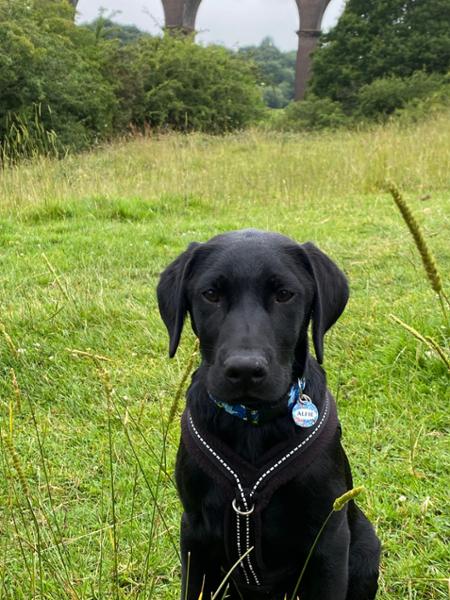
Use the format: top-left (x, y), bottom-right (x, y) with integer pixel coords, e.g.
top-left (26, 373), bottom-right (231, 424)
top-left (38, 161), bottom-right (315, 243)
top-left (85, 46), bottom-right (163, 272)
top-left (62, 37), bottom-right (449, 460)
top-left (208, 378), bottom-right (306, 425)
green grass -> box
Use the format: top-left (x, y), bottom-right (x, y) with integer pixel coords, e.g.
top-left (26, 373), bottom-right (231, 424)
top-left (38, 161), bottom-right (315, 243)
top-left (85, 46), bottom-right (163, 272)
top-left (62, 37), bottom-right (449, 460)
top-left (0, 113), bottom-right (449, 599)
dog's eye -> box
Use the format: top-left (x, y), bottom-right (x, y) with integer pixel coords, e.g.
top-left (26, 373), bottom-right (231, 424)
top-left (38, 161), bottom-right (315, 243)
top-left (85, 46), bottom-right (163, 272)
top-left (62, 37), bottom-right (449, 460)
top-left (202, 289), bottom-right (220, 303)
top-left (275, 289), bottom-right (294, 303)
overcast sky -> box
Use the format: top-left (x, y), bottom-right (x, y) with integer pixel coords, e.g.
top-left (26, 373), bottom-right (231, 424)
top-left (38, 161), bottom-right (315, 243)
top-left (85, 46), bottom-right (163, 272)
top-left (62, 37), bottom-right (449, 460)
top-left (77, 0), bottom-right (346, 51)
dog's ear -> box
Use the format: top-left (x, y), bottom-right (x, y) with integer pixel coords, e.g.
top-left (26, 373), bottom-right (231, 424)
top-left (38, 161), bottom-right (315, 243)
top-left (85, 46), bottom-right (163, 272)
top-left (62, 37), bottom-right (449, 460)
top-left (157, 242), bottom-right (200, 357)
top-left (299, 242), bottom-right (349, 364)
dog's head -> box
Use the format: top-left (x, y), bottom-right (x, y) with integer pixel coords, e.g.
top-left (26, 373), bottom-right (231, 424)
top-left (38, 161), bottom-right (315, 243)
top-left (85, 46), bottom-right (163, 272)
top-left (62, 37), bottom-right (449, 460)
top-left (157, 230), bottom-right (348, 406)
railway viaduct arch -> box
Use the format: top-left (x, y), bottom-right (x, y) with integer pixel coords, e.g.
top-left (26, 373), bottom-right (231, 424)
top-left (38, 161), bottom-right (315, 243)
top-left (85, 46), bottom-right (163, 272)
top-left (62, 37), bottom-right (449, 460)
top-left (161, 0), bottom-right (333, 99)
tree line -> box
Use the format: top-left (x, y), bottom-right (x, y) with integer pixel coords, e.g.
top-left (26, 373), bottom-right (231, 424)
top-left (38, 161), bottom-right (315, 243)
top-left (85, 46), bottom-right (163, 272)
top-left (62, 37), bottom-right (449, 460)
top-left (0, 0), bottom-right (264, 159)
top-left (1, 0), bottom-right (449, 160)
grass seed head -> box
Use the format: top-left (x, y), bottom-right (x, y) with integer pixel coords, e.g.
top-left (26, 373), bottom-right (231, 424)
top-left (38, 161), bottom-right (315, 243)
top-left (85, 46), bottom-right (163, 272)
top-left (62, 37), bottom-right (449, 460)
top-left (333, 486), bottom-right (365, 511)
top-left (387, 182), bottom-right (443, 296)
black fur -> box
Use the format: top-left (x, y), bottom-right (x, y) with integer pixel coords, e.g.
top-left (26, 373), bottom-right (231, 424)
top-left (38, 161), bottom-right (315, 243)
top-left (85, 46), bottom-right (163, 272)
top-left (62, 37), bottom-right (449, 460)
top-left (157, 229), bottom-right (380, 600)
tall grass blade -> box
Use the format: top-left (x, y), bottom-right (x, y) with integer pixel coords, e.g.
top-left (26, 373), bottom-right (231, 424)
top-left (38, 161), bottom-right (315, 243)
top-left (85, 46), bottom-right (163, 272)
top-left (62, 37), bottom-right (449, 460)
top-left (290, 487), bottom-right (364, 600)
top-left (389, 314), bottom-right (449, 370)
top-left (211, 546), bottom-right (254, 600)
top-left (97, 366), bottom-right (120, 599)
top-left (168, 339), bottom-right (199, 427)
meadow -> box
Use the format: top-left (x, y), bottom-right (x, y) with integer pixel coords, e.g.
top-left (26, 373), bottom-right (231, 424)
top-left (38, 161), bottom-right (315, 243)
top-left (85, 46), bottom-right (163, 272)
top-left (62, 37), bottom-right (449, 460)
top-left (0, 113), bottom-right (449, 599)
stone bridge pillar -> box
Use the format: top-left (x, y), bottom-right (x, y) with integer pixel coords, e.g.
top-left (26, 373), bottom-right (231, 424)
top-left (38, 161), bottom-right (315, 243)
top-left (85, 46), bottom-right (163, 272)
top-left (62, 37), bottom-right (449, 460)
top-left (161, 0), bottom-right (202, 34)
top-left (295, 0), bottom-right (331, 99)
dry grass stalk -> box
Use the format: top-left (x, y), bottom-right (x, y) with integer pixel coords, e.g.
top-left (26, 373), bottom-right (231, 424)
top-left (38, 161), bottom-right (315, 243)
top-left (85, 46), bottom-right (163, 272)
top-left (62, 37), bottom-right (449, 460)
top-left (42, 253), bottom-right (71, 303)
top-left (389, 314), bottom-right (450, 370)
top-left (168, 338), bottom-right (200, 426)
top-left (96, 364), bottom-right (114, 405)
top-left (0, 323), bottom-right (18, 358)
top-left (10, 368), bottom-right (22, 412)
top-left (66, 347), bottom-right (112, 362)
top-left (3, 435), bottom-right (31, 499)
top-left (210, 547), bottom-right (254, 600)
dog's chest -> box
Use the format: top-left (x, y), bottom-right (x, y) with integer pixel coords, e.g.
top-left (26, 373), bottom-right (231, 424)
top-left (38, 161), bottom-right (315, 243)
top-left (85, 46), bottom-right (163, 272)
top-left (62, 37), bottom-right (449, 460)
top-left (178, 438), bottom-right (341, 568)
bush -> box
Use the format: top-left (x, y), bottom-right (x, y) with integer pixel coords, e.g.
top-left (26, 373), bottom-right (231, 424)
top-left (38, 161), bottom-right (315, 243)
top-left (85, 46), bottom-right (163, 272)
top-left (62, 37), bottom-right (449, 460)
top-left (0, 0), bottom-right (117, 157)
top-left (238, 38), bottom-right (296, 108)
top-left (276, 96), bottom-right (348, 131)
top-left (262, 86), bottom-right (287, 110)
top-left (355, 72), bottom-right (449, 120)
top-left (109, 36), bottom-right (264, 134)
top-left (394, 76), bottom-right (450, 123)
top-left (0, 1), bottom-right (264, 160)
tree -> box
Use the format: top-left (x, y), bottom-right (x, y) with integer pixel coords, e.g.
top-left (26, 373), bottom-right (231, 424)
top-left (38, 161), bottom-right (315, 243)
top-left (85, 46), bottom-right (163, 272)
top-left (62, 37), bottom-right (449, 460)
top-left (310, 0), bottom-right (450, 107)
top-left (85, 18), bottom-right (151, 44)
top-left (238, 38), bottom-right (296, 108)
top-left (0, 0), bottom-right (263, 158)
top-left (0, 0), bottom-right (116, 155)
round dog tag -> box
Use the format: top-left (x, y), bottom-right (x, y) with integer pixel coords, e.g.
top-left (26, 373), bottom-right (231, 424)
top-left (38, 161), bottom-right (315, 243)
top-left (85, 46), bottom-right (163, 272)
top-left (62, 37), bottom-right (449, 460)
top-left (292, 396), bottom-right (319, 428)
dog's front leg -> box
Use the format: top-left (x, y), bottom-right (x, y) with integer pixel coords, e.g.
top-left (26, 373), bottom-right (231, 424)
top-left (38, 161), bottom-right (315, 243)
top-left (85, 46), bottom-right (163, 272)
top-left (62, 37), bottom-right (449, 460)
top-left (180, 513), bottom-right (224, 600)
top-left (292, 520), bottom-right (351, 600)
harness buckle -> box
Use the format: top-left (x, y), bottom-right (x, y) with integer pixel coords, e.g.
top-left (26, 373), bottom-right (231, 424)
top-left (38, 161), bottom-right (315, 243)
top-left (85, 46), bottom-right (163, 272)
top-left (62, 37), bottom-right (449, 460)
top-left (232, 498), bottom-right (255, 516)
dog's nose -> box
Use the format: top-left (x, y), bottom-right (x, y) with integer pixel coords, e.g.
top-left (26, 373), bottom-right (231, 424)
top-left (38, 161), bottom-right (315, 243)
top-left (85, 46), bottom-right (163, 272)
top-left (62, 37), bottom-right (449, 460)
top-left (224, 354), bottom-right (268, 386)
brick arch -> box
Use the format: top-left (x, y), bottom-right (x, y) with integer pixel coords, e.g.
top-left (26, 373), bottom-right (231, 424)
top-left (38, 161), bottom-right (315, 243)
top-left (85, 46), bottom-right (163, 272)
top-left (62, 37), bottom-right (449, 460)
top-left (160, 0), bottom-right (332, 99)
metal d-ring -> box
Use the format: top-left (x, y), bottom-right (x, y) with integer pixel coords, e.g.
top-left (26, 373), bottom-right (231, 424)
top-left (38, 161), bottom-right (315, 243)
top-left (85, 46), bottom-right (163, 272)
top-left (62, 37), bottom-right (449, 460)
top-left (232, 498), bottom-right (255, 516)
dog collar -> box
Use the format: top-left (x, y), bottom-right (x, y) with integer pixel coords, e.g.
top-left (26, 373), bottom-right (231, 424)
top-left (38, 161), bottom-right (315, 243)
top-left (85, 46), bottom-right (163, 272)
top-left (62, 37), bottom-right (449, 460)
top-left (208, 378), bottom-right (306, 425)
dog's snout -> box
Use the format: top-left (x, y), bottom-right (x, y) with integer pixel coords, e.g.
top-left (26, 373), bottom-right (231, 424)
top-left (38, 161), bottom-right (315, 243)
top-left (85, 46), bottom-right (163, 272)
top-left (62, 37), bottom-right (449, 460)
top-left (224, 354), bottom-right (268, 386)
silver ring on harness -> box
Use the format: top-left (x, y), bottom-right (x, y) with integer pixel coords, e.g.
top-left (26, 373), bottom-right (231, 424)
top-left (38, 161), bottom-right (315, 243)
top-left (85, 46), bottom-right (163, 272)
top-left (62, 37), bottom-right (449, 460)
top-left (232, 498), bottom-right (255, 516)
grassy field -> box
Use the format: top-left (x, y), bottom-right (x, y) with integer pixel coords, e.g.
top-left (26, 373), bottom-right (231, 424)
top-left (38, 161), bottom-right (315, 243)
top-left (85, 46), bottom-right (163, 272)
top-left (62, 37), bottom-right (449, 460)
top-left (0, 113), bottom-right (449, 599)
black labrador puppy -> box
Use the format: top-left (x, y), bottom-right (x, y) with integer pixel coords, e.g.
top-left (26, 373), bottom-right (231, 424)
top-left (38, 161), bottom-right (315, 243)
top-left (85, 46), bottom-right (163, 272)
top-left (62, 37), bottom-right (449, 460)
top-left (157, 229), bottom-right (380, 600)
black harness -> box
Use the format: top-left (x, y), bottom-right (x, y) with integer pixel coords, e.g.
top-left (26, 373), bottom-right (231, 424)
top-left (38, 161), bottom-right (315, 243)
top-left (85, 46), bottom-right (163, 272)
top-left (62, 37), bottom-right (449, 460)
top-left (181, 392), bottom-right (339, 593)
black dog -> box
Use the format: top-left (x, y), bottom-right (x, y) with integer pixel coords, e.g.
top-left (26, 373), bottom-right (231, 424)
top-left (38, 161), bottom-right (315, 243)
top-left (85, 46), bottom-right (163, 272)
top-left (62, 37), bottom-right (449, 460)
top-left (157, 230), bottom-right (380, 600)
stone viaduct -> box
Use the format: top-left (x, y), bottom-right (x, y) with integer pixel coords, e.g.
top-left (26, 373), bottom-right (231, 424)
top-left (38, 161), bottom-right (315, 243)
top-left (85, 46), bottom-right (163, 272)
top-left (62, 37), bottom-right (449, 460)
top-left (71, 0), bottom-right (332, 99)
top-left (161, 0), bottom-right (332, 99)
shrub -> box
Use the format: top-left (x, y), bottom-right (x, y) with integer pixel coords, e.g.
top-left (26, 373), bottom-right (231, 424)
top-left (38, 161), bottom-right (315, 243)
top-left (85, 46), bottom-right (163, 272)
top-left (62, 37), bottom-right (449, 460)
top-left (0, 0), bottom-right (117, 157)
top-left (276, 96), bottom-right (348, 131)
top-left (262, 86), bottom-right (287, 110)
top-left (238, 38), bottom-right (296, 108)
top-left (355, 72), bottom-right (449, 120)
top-left (109, 36), bottom-right (264, 134)
top-left (0, 1), bottom-right (264, 160)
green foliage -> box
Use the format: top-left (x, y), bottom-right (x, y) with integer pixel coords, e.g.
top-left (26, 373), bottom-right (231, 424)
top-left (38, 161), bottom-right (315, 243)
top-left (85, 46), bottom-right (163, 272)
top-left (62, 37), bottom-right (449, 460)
top-left (0, 1), bottom-right (263, 159)
top-left (85, 16), bottom-right (152, 44)
top-left (276, 96), bottom-right (348, 131)
top-left (311, 0), bottom-right (450, 107)
top-left (355, 72), bottom-right (450, 120)
top-left (109, 36), bottom-right (264, 134)
top-left (274, 70), bottom-right (449, 131)
top-left (238, 37), bottom-right (296, 108)
top-left (0, 0), bottom-right (117, 156)
top-left (395, 83), bottom-right (450, 123)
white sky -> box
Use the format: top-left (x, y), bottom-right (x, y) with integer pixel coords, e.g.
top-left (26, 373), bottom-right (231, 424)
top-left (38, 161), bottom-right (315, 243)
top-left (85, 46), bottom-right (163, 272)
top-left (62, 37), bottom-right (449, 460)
top-left (77, 0), bottom-right (346, 51)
